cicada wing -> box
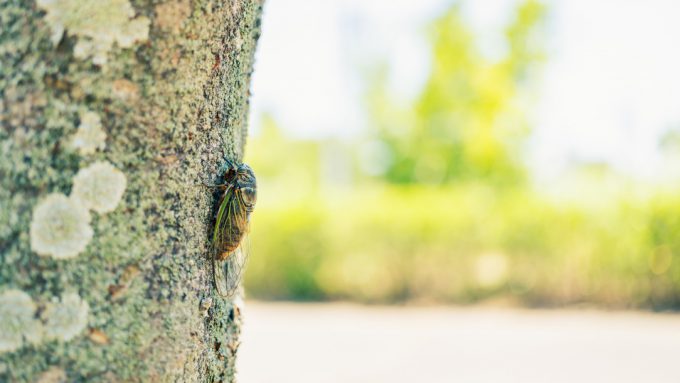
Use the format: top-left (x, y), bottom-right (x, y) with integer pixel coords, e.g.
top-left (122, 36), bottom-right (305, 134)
top-left (213, 237), bottom-right (250, 297)
top-left (213, 252), bottom-right (231, 297)
top-left (211, 187), bottom-right (251, 297)
top-left (213, 244), bottom-right (249, 297)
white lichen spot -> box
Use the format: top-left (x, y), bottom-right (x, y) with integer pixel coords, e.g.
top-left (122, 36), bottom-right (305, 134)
top-left (30, 194), bottom-right (93, 259)
top-left (36, 0), bottom-right (150, 65)
top-left (0, 290), bottom-right (43, 353)
top-left (42, 293), bottom-right (89, 342)
top-left (71, 161), bottom-right (127, 214)
top-left (70, 110), bottom-right (106, 155)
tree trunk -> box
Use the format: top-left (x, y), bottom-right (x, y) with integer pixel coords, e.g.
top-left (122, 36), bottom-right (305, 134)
top-left (0, 0), bottom-right (263, 381)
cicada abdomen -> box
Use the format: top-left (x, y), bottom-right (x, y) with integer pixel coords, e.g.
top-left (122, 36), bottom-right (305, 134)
top-left (209, 161), bottom-right (257, 297)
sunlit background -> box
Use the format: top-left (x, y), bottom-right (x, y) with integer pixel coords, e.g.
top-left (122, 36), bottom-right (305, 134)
top-left (238, 0), bottom-right (680, 381)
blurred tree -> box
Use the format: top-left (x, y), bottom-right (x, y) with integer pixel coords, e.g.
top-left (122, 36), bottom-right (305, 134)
top-left (366, 0), bottom-right (546, 186)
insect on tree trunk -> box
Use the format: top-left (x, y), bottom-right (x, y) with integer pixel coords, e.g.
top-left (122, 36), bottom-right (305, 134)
top-left (0, 0), bottom-right (263, 381)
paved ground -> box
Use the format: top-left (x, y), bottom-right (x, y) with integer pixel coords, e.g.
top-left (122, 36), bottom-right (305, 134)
top-left (237, 302), bottom-right (680, 383)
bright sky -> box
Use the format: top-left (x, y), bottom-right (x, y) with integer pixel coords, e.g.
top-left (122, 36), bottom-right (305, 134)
top-left (249, 0), bottom-right (680, 182)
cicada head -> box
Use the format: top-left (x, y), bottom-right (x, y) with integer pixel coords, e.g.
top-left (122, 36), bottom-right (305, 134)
top-left (236, 163), bottom-right (257, 209)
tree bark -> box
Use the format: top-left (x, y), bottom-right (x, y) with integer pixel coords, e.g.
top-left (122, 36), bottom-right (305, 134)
top-left (0, 0), bottom-right (263, 381)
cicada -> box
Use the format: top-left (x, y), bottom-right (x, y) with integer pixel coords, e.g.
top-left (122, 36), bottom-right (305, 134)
top-left (206, 160), bottom-right (257, 297)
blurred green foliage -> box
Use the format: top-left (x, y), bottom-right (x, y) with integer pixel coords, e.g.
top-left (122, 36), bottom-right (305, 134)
top-left (246, 179), bottom-right (680, 308)
top-left (366, 1), bottom-right (544, 186)
top-left (243, 1), bottom-right (680, 309)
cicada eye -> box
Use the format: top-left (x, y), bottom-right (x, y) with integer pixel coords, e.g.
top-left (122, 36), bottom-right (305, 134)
top-left (224, 166), bottom-right (237, 183)
top-left (237, 163), bottom-right (255, 180)
top-left (240, 186), bottom-right (257, 207)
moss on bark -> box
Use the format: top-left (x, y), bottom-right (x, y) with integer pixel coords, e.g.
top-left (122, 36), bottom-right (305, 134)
top-left (0, 0), bottom-right (263, 381)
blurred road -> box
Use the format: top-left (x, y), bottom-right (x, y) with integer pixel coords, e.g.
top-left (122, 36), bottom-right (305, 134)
top-left (237, 302), bottom-right (680, 383)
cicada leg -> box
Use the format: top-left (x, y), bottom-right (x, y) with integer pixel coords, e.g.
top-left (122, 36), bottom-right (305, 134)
top-left (200, 181), bottom-right (228, 190)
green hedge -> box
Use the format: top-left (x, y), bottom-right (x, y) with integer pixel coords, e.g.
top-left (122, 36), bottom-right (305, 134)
top-left (245, 184), bottom-right (680, 308)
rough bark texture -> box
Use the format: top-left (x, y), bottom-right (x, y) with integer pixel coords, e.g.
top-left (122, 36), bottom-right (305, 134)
top-left (0, 0), bottom-right (263, 381)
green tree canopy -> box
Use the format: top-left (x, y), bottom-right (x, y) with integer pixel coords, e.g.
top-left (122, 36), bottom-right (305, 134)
top-left (367, 1), bottom-right (546, 186)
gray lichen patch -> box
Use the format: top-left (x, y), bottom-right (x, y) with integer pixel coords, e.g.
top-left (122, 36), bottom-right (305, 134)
top-left (155, 0), bottom-right (191, 34)
top-left (0, 290), bottom-right (44, 354)
top-left (42, 292), bottom-right (90, 342)
top-left (70, 110), bottom-right (106, 155)
top-left (36, 0), bottom-right (150, 65)
top-left (111, 79), bottom-right (140, 102)
top-left (71, 161), bottom-right (127, 214)
top-left (30, 194), bottom-right (93, 259)
top-left (35, 367), bottom-right (68, 383)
